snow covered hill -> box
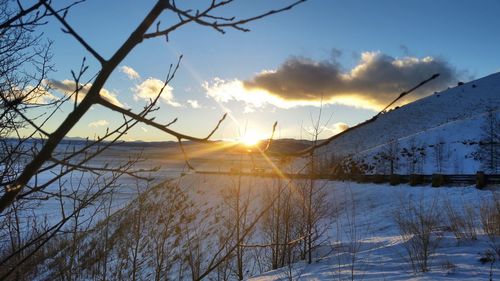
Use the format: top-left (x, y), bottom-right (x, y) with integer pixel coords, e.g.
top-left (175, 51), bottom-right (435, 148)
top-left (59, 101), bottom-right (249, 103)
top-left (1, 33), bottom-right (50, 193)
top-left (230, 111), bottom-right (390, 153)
top-left (317, 72), bottom-right (500, 174)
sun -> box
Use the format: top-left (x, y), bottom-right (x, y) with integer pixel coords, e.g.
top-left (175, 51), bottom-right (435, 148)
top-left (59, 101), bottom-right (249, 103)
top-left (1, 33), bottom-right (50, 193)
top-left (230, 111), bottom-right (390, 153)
top-left (239, 130), bottom-right (261, 147)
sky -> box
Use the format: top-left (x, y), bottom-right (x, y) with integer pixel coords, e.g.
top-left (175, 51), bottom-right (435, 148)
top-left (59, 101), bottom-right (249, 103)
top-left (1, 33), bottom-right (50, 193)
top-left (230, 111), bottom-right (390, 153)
top-left (29, 0), bottom-right (500, 141)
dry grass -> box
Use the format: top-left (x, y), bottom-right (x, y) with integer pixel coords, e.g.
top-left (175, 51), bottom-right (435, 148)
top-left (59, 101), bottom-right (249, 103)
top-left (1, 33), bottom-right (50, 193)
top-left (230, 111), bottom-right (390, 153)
top-left (394, 196), bottom-right (442, 273)
top-left (444, 199), bottom-right (478, 241)
top-left (480, 195), bottom-right (500, 257)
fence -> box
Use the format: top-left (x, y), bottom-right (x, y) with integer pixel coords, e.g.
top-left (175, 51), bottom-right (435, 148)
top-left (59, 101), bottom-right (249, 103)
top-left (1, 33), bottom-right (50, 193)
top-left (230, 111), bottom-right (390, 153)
top-left (351, 173), bottom-right (500, 188)
top-left (196, 170), bottom-right (500, 189)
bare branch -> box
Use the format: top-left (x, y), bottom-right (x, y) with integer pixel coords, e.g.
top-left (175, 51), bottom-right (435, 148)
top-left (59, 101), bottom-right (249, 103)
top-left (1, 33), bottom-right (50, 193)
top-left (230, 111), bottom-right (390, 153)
top-left (0, 1), bottom-right (44, 29)
top-left (97, 97), bottom-right (226, 143)
top-left (0, 1), bottom-right (168, 213)
top-left (177, 138), bottom-right (195, 170)
top-left (204, 113), bottom-right (227, 140)
top-left (165, 117), bottom-right (178, 127)
top-left (144, 0), bottom-right (306, 38)
top-left (41, 1), bottom-right (106, 65)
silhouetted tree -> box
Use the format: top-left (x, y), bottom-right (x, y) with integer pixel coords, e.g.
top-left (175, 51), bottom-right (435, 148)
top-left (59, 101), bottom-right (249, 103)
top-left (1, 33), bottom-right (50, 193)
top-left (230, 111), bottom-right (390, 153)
top-left (432, 137), bottom-right (448, 173)
top-left (0, 1), bottom-right (306, 278)
top-left (476, 110), bottom-right (500, 173)
top-left (372, 139), bottom-right (400, 175)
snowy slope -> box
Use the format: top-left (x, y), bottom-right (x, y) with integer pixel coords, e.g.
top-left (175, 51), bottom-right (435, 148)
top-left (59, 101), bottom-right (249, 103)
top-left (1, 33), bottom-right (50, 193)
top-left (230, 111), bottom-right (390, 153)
top-left (351, 111), bottom-right (499, 175)
top-left (319, 72), bottom-right (500, 157)
top-left (250, 181), bottom-right (499, 281)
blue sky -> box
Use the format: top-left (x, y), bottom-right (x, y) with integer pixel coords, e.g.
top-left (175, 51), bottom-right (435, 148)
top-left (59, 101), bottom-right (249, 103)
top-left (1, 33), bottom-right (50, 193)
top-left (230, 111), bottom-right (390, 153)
top-left (37, 0), bottom-right (500, 141)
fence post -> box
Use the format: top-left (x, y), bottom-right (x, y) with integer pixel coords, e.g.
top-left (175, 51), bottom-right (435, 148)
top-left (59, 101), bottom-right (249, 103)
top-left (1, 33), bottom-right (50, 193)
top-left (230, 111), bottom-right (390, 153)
top-left (373, 174), bottom-right (385, 184)
top-left (431, 174), bottom-right (444, 187)
top-left (390, 174), bottom-right (400, 186)
top-left (476, 171), bottom-right (486, 189)
top-left (409, 174), bottom-right (423, 186)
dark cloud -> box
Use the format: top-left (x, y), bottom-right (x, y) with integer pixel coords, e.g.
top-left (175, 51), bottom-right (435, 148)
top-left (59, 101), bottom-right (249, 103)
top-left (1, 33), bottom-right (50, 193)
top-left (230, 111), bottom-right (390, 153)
top-left (243, 52), bottom-right (458, 109)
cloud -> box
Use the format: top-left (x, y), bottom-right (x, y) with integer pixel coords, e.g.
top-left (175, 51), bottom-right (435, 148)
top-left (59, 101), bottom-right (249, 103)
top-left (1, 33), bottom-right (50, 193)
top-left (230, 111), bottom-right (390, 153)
top-left (243, 105), bottom-right (255, 113)
top-left (304, 122), bottom-right (349, 138)
top-left (133, 78), bottom-right (180, 107)
top-left (326, 122), bottom-right (349, 135)
top-left (88, 119), bottom-right (109, 127)
top-left (48, 79), bottom-right (124, 107)
top-left (204, 78), bottom-right (319, 111)
top-left (19, 85), bottom-right (56, 105)
top-left (187, 99), bottom-right (201, 109)
top-left (2, 81), bottom-right (57, 105)
top-left (28, 90), bottom-right (56, 105)
top-left (120, 65), bottom-right (140, 80)
top-left (205, 51), bottom-right (459, 111)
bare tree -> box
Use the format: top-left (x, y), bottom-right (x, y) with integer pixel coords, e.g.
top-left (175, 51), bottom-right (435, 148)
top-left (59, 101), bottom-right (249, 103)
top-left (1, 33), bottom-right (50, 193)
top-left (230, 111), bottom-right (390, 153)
top-left (148, 184), bottom-right (189, 281)
top-left (300, 103), bottom-right (331, 264)
top-left (0, 0), bottom-right (306, 214)
top-left (0, 1), bottom-right (306, 277)
top-left (432, 138), bottom-right (448, 174)
top-left (476, 110), bottom-right (500, 173)
top-left (342, 188), bottom-right (369, 281)
top-left (0, 200), bottom-right (51, 280)
top-left (220, 174), bottom-right (255, 280)
top-left (400, 138), bottom-right (426, 175)
top-left (380, 139), bottom-right (400, 175)
top-left (260, 176), bottom-right (302, 270)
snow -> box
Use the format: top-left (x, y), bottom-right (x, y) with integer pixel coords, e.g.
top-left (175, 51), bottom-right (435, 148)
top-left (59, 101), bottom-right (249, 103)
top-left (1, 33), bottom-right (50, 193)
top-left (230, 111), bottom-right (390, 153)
top-left (351, 111), bottom-right (497, 174)
top-left (318, 72), bottom-right (500, 170)
top-left (137, 172), bottom-right (500, 281)
top-left (248, 180), bottom-right (499, 281)
top-left (4, 142), bottom-right (187, 231)
top-left (4, 72), bottom-right (500, 280)
top-left (8, 155), bottom-right (500, 280)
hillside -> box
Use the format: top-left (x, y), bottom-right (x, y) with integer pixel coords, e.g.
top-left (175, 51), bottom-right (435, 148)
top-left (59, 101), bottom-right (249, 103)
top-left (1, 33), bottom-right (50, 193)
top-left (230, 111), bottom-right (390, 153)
top-left (317, 72), bottom-right (500, 174)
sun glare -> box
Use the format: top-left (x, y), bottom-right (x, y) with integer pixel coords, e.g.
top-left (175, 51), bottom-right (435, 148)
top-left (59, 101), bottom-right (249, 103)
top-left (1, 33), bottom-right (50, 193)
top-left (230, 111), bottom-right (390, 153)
top-left (239, 130), bottom-right (261, 147)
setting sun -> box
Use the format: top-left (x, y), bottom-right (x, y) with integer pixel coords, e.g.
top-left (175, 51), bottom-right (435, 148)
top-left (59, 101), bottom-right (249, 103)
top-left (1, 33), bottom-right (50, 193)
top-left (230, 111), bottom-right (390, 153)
top-left (239, 130), bottom-right (262, 147)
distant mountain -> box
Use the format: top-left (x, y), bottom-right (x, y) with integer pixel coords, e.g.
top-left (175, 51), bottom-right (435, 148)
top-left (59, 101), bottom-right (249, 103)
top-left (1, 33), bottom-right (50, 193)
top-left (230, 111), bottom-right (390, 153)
top-left (112, 140), bottom-right (179, 148)
top-left (267, 138), bottom-right (312, 154)
top-left (317, 72), bottom-right (500, 174)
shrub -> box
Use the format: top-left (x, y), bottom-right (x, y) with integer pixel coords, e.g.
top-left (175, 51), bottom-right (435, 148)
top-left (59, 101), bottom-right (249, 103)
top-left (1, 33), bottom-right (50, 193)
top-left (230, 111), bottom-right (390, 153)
top-left (394, 196), bottom-right (442, 272)
top-left (444, 199), bottom-right (477, 241)
top-left (480, 196), bottom-right (500, 256)
top-left (441, 259), bottom-right (457, 275)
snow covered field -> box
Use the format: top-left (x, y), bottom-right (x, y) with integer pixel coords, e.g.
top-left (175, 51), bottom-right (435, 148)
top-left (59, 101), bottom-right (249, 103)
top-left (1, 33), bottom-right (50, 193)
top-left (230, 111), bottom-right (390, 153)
top-left (150, 171), bottom-right (500, 281)
top-left (5, 144), bottom-right (500, 280)
top-left (245, 180), bottom-right (499, 281)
